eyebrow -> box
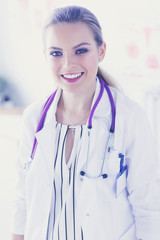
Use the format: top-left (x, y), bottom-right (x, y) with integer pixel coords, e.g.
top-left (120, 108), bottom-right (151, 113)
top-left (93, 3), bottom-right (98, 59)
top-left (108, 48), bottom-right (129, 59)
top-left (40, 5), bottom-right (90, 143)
top-left (48, 42), bottom-right (91, 51)
top-left (72, 42), bottom-right (91, 49)
top-left (48, 46), bottom-right (62, 51)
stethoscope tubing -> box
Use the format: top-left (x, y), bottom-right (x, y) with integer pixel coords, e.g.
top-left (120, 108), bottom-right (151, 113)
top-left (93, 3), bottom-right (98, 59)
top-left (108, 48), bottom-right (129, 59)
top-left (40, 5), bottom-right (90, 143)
top-left (29, 76), bottom-right (116, 166)
top-left (80, 127), bottom-right (114, 179)
top-left (103, 81), bottom-right (116, 133)
top-left (88, 77), bottom-right (104, 129)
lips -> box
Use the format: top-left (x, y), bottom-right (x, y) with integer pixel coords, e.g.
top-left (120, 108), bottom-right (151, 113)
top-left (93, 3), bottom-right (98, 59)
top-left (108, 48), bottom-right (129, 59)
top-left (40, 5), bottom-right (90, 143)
top-left (61, 72), bottom-right (84, 82)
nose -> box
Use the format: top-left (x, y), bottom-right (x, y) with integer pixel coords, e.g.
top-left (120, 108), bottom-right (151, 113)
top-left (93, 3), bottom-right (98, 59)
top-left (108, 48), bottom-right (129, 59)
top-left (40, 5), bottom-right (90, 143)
top-left (63, 53), bottom-right (76, 70)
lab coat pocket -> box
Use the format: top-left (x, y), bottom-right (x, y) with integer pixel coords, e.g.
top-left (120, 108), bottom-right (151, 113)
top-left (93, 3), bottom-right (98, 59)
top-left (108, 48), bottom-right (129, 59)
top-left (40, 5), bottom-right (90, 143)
top-left (115, 168), bottom-right (127, 198)
top-left (119, 223), bottom-right (136, 240)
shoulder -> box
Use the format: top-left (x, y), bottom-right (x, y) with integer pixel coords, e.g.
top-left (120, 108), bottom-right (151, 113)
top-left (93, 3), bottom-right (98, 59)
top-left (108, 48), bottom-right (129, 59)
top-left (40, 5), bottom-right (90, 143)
top-left (23, 100), bottom-right (45, 122)
top-left (22, 89), bottom-right (60, 131)
top-left (109, 87), bottom-right (150, 137)
top-left (110, 86), bottom-right (145, 117)
top-left (22, 96), bottom-right (49, 132)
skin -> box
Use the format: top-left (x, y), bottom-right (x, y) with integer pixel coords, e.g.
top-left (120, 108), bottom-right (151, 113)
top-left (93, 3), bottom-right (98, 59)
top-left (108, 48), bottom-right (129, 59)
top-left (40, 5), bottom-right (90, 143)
top-left (44, 22), bottom-right (106, 125)
top-left (44, 22), bottom-right (107, 165)
top-left (44, 22), bottom-right (106, 93)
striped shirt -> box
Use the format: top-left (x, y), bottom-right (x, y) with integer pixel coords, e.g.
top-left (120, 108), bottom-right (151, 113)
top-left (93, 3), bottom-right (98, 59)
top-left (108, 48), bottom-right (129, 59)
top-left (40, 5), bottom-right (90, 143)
top-left (46, 123), bottom-right (84, 240)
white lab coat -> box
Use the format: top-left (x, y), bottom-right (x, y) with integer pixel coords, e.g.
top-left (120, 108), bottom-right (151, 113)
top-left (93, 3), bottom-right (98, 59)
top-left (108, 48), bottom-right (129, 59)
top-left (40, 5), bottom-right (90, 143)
top-left (12, 80), bottom-right (160, 240)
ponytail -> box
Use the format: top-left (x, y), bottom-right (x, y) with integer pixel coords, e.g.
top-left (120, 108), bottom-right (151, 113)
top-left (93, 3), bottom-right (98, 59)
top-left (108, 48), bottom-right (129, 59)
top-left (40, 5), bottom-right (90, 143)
top-left (97, 67), bottom-right (122, 92)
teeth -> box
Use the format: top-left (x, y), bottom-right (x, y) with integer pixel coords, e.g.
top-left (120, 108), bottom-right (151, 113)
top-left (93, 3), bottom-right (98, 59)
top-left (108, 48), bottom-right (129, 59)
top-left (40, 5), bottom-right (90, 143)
top-left (63, 73), bottom-right (82, 79)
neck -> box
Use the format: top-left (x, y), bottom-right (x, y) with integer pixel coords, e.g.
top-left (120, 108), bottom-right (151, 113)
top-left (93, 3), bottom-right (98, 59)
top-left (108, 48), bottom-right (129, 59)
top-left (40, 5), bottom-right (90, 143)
top-left (63, 80), bottom-right (96, 111)
top-left (63, 92), bottom-right (93, 112)
top-left (57, 82), bottom-right (96, 125)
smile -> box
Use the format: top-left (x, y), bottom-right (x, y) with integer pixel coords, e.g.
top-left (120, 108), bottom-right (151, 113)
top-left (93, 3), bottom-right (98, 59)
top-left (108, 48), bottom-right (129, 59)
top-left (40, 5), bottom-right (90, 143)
top-left (61, 72), bottom-right (84, 82)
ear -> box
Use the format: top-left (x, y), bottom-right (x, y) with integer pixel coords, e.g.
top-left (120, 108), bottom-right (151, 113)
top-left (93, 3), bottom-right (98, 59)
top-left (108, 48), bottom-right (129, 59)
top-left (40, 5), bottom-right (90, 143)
top-left (98, 42), bottom-right (106, 62)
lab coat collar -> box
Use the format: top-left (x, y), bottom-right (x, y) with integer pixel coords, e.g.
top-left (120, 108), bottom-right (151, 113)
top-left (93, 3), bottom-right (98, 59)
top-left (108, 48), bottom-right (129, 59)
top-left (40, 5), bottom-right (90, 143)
top-left (90, 77), bottom-right (111, 119)
top-left (34, 78), bottom-right (114, 182)
top-left (39, 76), bottom-right (112, 128)
top-left (35, 77), bottom-right (113, 143)
top-left (43, 88), bottom-right (62, 125)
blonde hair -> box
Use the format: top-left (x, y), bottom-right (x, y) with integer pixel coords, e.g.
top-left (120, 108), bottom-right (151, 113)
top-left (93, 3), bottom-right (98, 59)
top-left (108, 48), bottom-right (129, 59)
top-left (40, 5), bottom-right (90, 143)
top-left (97, 67), bottom-right (122, 91)
top-left (43, 5), bottom-right (121, 91)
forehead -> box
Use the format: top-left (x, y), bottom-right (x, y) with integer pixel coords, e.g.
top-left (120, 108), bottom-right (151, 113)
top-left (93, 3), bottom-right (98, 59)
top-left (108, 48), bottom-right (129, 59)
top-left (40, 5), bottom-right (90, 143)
top-left (45, 22), bottom-right (95, 48)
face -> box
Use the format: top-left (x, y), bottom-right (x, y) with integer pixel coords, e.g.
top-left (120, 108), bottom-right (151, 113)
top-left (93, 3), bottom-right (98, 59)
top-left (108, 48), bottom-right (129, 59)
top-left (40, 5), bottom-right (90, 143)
top-left (44, 22), bottom-right (106, 94)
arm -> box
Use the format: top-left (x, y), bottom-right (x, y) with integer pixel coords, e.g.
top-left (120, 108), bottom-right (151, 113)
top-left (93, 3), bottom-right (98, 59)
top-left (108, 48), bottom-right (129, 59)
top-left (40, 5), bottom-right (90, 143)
top-left (125, 104), bottom-right (160, 240)
top-left (11, 106), bottom-right (38, 237)
top-left (12, 234), bottom-right (24, 240)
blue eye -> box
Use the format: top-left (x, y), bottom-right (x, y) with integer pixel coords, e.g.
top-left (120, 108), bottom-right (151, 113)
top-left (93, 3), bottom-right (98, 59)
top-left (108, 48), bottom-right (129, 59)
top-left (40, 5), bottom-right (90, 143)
top-left (75, 48), bottom-right (88, 54)
top-left (50, 51), bottom-right (62, 57)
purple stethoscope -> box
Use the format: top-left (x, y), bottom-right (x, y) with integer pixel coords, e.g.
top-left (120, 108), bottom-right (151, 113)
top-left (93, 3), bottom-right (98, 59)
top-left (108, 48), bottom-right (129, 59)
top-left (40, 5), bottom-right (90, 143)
top-left (25, 76), bottom-right (116, 179)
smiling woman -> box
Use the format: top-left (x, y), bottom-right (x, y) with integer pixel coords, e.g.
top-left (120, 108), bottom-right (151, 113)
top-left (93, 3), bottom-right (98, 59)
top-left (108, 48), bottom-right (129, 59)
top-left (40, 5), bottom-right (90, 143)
top-left (43, 22), bottom-right (106, 96)
top-left (11, 5), bottom-right (160, 240)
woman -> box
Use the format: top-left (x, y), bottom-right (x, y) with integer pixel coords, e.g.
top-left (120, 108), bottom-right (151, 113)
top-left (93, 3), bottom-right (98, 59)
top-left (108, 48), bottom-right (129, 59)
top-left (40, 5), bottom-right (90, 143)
top-left (12, 6), bottom-right (160, 240)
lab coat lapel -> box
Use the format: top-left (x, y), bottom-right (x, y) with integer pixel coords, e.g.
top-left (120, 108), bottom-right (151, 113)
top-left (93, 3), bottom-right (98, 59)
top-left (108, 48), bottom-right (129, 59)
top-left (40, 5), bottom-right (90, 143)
top-left (35, 121), bottom-right (56, 181)
top-left (33, 89), bottom-right (62, 182)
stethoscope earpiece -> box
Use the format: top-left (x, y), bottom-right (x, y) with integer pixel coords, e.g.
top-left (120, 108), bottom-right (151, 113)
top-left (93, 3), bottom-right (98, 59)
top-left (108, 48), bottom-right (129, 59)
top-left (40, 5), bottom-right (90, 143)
top-left (80, 171), bottom-right (108, 179)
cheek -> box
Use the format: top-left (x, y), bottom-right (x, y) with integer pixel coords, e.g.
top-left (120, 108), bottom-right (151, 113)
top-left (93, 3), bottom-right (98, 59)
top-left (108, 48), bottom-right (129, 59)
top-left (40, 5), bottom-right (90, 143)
top-left (48, 59), bottom-right (60, 73)
top-left (83, 54), bottom-right (99, 71)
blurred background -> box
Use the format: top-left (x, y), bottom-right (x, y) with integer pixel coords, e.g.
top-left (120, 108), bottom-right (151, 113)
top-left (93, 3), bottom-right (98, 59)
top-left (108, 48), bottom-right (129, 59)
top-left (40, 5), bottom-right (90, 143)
top-left (0, 0), bottom-right (160, 238)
